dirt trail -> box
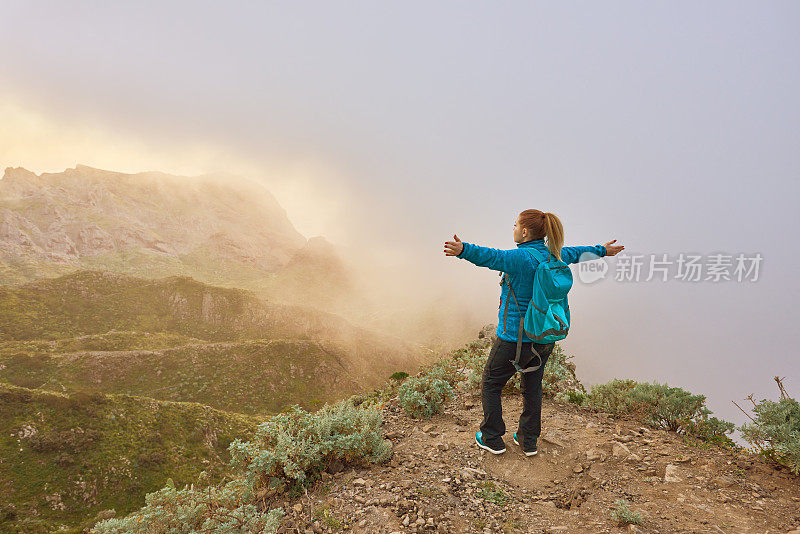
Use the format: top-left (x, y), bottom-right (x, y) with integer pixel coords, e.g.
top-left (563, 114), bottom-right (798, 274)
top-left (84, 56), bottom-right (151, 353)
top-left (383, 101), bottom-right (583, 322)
top-left (278, 384), bottom-right (800, 534)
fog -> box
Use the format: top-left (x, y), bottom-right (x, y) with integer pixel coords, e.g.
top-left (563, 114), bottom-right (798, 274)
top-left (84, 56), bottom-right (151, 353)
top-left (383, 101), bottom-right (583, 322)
top-left (1, 1), bottom-right (798, 438)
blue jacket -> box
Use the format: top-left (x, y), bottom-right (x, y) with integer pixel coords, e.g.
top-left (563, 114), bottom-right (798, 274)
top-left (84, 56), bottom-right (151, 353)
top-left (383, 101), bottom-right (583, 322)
top-left (456, 238), bottom-right (607, 342)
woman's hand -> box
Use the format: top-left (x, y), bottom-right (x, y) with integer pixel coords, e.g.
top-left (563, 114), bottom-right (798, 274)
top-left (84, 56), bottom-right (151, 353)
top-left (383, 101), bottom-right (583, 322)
top-left (603, 239), bottom-right (625, 256)
top-left (444, 234), bottom-right (464, 256)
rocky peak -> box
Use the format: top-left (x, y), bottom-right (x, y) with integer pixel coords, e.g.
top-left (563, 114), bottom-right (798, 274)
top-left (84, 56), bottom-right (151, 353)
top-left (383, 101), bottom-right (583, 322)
top-left (0, 165), bottom-right (309, 283)
top-left (0, 167), bottom-right (41, 198)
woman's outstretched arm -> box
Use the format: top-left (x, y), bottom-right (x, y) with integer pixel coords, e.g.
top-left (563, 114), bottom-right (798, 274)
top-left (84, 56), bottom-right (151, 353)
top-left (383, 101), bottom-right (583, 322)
top-left (561, 239), bottom-right (625, 264)
top-left (443, 234), bottom-right (522, 272)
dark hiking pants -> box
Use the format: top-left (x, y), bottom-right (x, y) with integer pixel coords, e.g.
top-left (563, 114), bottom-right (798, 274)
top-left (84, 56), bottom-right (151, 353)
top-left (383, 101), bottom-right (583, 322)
top-left (480, 337), bottom-right (555, 450)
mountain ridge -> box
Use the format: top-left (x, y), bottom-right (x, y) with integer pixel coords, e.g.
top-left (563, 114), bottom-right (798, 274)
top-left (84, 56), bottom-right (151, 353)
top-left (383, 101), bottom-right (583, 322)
top-left (0, 164), bottom-right (308, 285)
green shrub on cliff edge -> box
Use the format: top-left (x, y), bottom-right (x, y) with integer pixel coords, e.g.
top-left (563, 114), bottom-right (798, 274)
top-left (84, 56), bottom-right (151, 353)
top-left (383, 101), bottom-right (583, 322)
top-left (739, 382), bottom-right (800, 474)
top-left (582, 379), bottom-right (735, 445)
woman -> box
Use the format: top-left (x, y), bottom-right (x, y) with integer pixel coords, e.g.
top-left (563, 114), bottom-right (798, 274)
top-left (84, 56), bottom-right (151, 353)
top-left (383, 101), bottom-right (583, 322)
top-left (443, 209), bottom-right (624, 456)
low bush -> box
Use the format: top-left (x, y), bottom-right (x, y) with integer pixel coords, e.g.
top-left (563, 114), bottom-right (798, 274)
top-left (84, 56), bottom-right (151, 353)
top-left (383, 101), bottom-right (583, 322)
top-left (397, 375), bottom-right (453, 419)
top-left (611, 499), bottom-right (642, 526)
top-left (92, 478), bottom-right (284, 534)
top-left (68, 389), bottom-right (108, 406)
top-left (450, 346), bottom-right (486, 389)
top-left (554, 390), bottom-right (586, 406)
top-left (739, 384), bottom-right (800, 474)
top-left (678, 416), bottom-right (736, 447)
top-left (389, 371), bottom-right (409, 381)
top-left (583, 379), bottom-right (735, 444)
top-left (541, 344), bottom-right (585, 398)
top-left (422, 357), bottom-right (462, 389)
top-left (135, 450), bottom-right (166, 467)
top-left (228, 399), bottom-right (390, 497)
top-left (0, 385), bottom-right (32, 403)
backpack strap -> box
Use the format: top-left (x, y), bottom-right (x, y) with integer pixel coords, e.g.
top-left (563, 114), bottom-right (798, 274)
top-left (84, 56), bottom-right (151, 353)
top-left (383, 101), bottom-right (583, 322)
top-left (524, 247), bottom-right (552, 265)
top-left (503, 269), bottom-right (542, 374)
top-left (514, 316), bottom-right (542, 374)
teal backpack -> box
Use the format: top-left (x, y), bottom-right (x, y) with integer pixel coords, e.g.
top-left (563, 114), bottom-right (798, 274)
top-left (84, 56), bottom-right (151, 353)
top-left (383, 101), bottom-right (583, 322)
top-left (504, 247), bottom-right (573, 373)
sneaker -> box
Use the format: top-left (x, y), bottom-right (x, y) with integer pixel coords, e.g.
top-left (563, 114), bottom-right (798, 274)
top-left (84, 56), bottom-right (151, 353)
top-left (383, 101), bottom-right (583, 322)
top-left (475, 431), bottom-right (506, 454)
top-left (513, 432), bottom-right (538, 456)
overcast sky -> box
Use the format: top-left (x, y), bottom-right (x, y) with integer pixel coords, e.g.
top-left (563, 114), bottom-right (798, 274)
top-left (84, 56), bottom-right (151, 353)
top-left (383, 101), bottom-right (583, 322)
top-left (1, 1), bottom-right (798, 438)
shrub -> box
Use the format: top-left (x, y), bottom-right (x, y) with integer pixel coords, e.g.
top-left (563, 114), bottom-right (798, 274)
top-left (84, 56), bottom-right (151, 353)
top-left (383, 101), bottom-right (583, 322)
top-left (9, 352), bottom-right (48, 370)
top-left (54, 452), bottom-right (76, 467)
top-left (425, 336), bottom-right (586, 401)
top-left (586, 379), bottom-right (705, 430)
top-left (584, 379), bottom-right (638, 413)
top-left (95, 398), bottom-right (389, 532)
top-left (554, 390), bottom-right (586, 406)
top-left (0, 504), bottom-right (17, 522)
top-left (584, 379), bottom-right (735, 443)
top-left (451, 346), bottom-right (486, 389)
top-left (390, 371), bottom-right (409, 381)
top-left (135, 450), bottom-right (166, 467)
top-left (92, 477), bottom-right (284, 534)
top-left (739, 393), bottom-right (800, 474)
top-left (228, 399), bottom-right (390, 497)
top-left (678, 416), bottom-right (736, 447)
top-left (397, 375), bottom-right (453, 419)
top-left (610, 499), bottom-right (642, 526)
top-left (422, 356), bottom-right (463, 389)
top-left (541, 344), bottom-right (585, 398)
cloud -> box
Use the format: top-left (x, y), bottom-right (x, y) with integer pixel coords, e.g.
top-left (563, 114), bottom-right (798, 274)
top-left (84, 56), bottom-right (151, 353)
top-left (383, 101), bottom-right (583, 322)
top-left (0, 95), bottom-right (356, 242)
top-left (0, 96), bottom-right (492, 350)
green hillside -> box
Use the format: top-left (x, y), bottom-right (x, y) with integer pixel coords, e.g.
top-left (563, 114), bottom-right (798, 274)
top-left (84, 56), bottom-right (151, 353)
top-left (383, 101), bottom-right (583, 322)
top-left (0, 269), bottom-right (359, 343)
top-left (0, 338), bottom-right (366, 416)
top-left (0, 269), bottom-right (426, 414)
top-left (0, 382), bottom-right (263, 534)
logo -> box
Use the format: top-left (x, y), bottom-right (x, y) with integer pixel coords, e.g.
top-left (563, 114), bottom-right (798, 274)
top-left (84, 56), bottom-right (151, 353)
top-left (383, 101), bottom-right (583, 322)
top-left (576, 252), bottom-right (607, 284)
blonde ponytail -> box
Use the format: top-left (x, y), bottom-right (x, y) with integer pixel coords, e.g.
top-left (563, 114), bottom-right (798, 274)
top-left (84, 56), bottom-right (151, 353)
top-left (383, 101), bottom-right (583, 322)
top-left (543, 212), bottom-right (564, 261)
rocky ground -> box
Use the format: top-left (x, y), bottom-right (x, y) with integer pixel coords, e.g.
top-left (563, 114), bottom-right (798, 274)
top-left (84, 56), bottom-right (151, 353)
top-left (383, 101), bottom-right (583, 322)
top-left (270, 381), bottom-right (800, 534)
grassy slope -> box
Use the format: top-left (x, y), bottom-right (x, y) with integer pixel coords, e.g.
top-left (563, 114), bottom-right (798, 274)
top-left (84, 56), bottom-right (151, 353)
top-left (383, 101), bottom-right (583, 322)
top-left (0, 269), bottom-right (426, 396)
top-left (0, 382), bottom-right (263, 534)
top-left (0, 338), bottom-right (365, 416)
top-left (0, 269), bottom-right (419, 351)
top-left (0, 268), bottom-right (320, 342)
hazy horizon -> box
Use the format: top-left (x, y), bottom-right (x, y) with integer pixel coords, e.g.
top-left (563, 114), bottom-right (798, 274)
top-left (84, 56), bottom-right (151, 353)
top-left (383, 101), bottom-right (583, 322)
top-left (1, 1), bottom-right (798, 438)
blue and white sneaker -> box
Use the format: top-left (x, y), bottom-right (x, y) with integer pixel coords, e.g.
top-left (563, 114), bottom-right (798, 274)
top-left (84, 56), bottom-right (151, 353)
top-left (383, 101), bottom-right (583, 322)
top-left (475, 431), bottom-right (506, 454)
top-left (513, 432), bottom-right (538, 456)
